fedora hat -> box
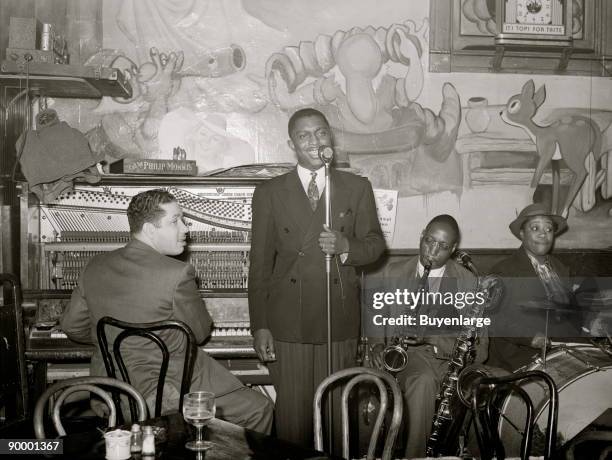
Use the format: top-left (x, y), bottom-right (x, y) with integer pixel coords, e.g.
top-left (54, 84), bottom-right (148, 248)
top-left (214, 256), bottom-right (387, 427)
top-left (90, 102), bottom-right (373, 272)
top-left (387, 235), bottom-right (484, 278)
top-left (509, 203), bottom-right (567, 240)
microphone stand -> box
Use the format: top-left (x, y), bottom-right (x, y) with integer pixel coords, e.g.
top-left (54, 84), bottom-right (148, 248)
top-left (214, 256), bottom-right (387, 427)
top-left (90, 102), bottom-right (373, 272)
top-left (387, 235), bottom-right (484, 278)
top-left (324, 159), bottom-right (332, 379)
top-left (321, 147), bottom-right (334, 452)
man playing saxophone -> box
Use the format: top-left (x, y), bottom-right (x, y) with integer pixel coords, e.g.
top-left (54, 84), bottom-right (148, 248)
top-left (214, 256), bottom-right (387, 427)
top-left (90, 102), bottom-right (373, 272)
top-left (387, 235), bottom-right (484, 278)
top-left (369, 215), bottom-right (489, 458)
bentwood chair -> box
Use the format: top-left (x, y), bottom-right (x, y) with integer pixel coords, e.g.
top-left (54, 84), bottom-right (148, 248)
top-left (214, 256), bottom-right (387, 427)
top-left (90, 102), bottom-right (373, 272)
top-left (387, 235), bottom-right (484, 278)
top-left (33, 376), bottom-right (147, 439)
top-left (314, 367), bottom-right (403, 460)
top-left (96, 317), bottom-right (197, 420)
top-left (470, 370), bottom-right (559, 460)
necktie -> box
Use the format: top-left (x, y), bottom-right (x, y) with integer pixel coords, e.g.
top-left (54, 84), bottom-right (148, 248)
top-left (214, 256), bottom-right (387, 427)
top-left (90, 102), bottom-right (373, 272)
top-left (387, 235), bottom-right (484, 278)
top-left (307, 172), bottom-right (319, 211)
top-left (415, 266), bottom-right (431, 338)
top-left (417, 267), bottom-right (431, 294)
top-left (537, 260), bottom-right (570, 305)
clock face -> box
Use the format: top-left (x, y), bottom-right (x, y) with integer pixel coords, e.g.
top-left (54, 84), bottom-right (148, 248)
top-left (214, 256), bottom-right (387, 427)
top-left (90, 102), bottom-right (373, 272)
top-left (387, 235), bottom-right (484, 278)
top-left (498, 0), bottom-right (571, 40)
top-left (516, 0), bottom-right (553, 24)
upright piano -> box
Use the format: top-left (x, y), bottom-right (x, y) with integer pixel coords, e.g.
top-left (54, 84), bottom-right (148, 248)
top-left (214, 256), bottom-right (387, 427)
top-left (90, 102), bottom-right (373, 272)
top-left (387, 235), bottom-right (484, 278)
top-left (19, 174), bottom-right (278, 388)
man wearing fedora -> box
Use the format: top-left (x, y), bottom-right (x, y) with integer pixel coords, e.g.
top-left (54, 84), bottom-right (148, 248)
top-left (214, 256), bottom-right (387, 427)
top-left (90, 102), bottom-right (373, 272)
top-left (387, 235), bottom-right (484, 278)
top-left (486, 203), bottom-right (583, 371)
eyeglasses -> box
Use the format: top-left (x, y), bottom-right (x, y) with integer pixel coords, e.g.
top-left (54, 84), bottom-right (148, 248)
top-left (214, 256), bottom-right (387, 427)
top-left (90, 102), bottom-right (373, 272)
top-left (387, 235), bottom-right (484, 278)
top-left (422, 235), bottom-right (452, 252)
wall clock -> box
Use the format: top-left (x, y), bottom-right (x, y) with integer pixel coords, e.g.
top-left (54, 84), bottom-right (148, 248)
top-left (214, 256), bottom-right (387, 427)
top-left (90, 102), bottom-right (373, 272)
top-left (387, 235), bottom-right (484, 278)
top-left (496, 0), bottom-right (573, 45)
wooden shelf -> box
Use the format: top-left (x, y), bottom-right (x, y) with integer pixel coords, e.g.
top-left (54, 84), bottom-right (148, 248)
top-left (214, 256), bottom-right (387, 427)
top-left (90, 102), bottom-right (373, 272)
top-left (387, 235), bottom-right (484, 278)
top-left (0, 60), bottom-right (132, 98)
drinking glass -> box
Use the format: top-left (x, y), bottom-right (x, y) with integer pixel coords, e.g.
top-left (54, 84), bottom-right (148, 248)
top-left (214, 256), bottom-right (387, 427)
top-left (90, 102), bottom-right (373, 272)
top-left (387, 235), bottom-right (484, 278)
top-left (183, 391), bottom-right (216, 451)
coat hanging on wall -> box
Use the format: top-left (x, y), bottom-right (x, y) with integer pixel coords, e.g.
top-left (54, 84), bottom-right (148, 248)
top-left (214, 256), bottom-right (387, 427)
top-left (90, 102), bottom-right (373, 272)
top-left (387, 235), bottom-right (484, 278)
top-left (16, 109), bottom-right (101, 203)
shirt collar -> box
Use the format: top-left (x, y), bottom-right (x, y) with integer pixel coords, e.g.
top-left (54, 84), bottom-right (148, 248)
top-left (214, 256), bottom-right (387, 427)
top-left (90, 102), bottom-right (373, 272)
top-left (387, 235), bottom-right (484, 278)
top-left (297, 164), bottom-right (326, 194)
top-left (297, 164), bottom-right (325, 178)
top-left (526, 251), bottom-right (549, 269)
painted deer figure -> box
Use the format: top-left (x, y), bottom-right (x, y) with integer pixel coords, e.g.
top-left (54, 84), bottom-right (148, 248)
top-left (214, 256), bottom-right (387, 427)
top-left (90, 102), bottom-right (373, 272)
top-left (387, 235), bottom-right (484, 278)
top-left (501, 79), bottom-right (603, 218)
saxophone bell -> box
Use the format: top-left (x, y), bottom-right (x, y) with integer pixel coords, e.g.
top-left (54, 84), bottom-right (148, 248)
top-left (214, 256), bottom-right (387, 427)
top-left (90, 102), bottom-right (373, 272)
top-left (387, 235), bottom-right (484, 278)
top-left (382, 343), bottom-right (409, 373)
top-left (381, 263), bottom-right (431, 374)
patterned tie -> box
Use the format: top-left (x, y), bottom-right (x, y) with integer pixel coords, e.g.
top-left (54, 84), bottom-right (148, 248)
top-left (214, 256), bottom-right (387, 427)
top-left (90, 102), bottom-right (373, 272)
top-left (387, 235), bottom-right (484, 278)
top-left (307, 172), bottom-right (319, 211)
top-left (537, 260), bottom-right (570, 305)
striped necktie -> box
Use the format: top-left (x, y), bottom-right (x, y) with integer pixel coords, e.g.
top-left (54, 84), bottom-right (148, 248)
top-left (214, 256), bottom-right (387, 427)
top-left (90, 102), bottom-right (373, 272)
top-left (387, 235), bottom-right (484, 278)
top-left (537, 260), bottom-right (570, 305)
top-left (307, 172), bottom-right (319, 211)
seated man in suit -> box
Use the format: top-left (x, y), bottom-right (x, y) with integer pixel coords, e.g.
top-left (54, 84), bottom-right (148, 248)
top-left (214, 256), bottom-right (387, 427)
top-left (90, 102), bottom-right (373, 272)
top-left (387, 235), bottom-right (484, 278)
top-left (487, 203), bottom-right (583, 372)
top-left (370, 214), bottom-right (488, 458)
top-left (60, 189), bottom-right (273, 433)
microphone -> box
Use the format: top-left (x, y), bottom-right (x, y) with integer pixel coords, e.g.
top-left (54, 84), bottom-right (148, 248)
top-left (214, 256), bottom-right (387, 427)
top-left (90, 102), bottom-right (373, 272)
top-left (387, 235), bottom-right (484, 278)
top-left (318, 145), bottom-right (334, 164)
top-left (454, 250), bottom-right (478, 276)
top-left (454, 250), bottom-right (471, 266)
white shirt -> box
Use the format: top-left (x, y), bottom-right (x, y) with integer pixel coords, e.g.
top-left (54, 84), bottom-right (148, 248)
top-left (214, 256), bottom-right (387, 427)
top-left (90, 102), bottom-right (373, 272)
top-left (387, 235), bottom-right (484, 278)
top-left (297, 165), bottom-right (348, 261)
top-left (297, 165), bottom-right (326, 197)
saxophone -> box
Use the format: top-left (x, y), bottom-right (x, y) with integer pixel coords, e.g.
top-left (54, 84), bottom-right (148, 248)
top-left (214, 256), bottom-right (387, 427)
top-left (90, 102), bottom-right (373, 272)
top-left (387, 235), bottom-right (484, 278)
top-left (425, 251), bottom-right (503, 457)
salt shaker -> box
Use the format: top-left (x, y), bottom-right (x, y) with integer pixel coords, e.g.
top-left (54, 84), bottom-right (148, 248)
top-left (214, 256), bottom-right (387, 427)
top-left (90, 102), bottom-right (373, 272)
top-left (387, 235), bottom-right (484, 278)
top-left (130, 423), bottom-right (142, 453)
top-left (141, 426), bottom-right (156, 456)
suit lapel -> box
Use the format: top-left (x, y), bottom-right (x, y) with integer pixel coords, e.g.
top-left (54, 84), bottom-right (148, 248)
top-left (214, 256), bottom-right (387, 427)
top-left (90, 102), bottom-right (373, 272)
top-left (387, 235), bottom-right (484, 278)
top-left (405, 257), bottom-right (419, 280)
top-left (439, 260), bottom-right (462, 294)
top-left (515, 247), bottom-right (551, 299)
top-left (278, 170), bottom-right (312, 238)
top-left (514, 247), bottom-right (539, 277)
top-left (330, 170), bottom-right (351, 230)
top-left (299, 169), bottom-right (354, 248)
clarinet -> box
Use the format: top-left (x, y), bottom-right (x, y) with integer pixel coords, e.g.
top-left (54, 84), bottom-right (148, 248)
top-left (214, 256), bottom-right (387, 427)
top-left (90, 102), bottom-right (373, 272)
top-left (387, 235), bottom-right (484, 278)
top-left (425, 252), bottom-right (497, 457)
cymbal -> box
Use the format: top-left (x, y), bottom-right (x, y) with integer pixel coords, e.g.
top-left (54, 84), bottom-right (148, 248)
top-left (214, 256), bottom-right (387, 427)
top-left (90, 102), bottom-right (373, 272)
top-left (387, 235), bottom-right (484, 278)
top-left (519, 297), bottom-right (612, 312)
top-left (576, 291), bottom-right (612, 308)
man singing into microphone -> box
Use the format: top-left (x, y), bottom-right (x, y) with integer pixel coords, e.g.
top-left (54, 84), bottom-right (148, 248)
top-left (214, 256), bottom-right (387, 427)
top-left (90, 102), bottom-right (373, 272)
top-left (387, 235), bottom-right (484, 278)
top-left (248, 108), bottom-right (385, 447)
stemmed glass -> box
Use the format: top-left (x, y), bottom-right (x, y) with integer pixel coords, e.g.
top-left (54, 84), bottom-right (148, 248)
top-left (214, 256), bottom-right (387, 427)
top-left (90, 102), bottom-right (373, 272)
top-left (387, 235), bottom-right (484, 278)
top-left (183, 391), bottom-right (216, 451)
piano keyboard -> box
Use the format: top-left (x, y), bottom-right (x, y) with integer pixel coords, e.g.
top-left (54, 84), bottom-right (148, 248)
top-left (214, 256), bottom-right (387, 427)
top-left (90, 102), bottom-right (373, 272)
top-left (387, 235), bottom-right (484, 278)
top-left (29, 325), bottom-right (257, 358)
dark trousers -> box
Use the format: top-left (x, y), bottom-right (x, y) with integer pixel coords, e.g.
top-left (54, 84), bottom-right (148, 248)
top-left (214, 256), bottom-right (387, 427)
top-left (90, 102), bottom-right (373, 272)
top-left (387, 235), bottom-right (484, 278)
top-left (396, 346), bottom-right (449, 458)
top-left (267, 339), bottom-right (358, 450)
top-left (215, 386), bottom-right (274, 434)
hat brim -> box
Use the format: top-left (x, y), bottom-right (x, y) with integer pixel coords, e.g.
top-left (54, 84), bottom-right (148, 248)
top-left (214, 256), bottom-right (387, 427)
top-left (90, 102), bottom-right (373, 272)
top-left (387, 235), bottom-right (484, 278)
top-left (509, 213), bottom-right (567, 239)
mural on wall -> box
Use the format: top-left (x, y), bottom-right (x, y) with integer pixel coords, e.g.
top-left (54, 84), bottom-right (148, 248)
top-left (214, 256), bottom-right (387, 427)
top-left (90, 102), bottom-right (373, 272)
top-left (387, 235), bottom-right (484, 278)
top-left (500, 79), bottom-right (611, 218)
top-left (453, 75), bottom-right (612, 248)
top-left (80, 0), bottom-right (284, 174)
top-left (85, 45), bottom-right (257, 174)
top-left (265, 22), bottom-right (464, 197)
top-left (86, 47), bottom-right (187, 159)
top-left (41, 0), bottom-right (612, 247)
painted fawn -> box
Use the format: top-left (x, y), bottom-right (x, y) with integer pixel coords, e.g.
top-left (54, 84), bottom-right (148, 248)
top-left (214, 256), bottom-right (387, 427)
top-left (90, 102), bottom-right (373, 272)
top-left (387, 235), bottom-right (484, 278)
top-left (501, 79), bottom-right (603, 218)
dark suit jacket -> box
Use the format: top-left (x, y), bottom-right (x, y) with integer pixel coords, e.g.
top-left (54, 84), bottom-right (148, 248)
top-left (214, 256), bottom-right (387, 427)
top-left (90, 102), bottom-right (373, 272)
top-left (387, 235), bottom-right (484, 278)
top-left (487, 246), bottom-right (582, 371)
top-left (60, 239), bottom-right (243, 407)
top-left (380, 256), bottom-right (488, 362)
top-left (248, 168), bottom-right (385, 343)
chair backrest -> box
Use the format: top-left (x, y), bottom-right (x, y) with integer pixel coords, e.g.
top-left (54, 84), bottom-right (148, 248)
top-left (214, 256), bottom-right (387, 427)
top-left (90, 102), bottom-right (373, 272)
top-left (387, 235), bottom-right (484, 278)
top-left (96, 317), bottom-right (197, 419)
top-left (0, 273), bottom-right (28, 426)
top-left (33, 376), bottom-right (147, 439)
top-left (470, 369), bottom-right (558, 460)
top-left (313, 366), bottom-right (403, 460)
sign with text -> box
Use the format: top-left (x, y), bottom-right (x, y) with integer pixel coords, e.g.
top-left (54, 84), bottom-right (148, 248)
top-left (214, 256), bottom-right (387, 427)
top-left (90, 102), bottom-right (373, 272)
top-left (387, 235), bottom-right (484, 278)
top-left (373, 189), bottom-right (398, 246)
